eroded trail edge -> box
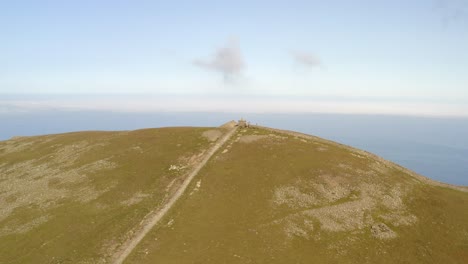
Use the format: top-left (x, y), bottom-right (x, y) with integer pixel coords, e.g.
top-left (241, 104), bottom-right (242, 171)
top-left (111, 127), bottom-right (237, 264)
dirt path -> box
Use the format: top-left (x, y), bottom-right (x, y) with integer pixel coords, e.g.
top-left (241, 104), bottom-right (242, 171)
top-left (111, 127), bottom-right (237, 264)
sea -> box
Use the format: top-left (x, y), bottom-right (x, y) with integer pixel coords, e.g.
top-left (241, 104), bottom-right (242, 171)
top-left (1, 111), bottom-right (467, 186)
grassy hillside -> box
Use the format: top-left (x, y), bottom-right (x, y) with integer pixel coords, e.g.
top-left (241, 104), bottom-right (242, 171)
top-left (0, 127), bottom-right (221, 263)
top-left (126, 127), bottom-right (468, 264)
top-left (1, 125), bottom-right (467, 263)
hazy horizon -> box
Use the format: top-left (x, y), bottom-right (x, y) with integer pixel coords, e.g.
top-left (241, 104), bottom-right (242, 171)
top-left (2, 1), bottom-right (468, 116)
top-left (2, 94), bottom-right (468, 117)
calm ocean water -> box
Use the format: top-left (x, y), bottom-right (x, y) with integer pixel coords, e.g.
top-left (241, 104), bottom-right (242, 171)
top-left (1, 111), bottom-right (467, 185)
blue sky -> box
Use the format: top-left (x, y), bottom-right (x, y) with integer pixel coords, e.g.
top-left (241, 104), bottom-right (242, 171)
top-left (1, 0), bottom-right (468, 115)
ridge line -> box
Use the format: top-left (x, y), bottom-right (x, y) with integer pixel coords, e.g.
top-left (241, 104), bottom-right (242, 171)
top-left (255, 125), bottom-right (468, 192)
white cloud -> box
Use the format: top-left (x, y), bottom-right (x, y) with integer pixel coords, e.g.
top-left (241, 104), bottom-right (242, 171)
top-left (194, 39), bottom-right (245, 81)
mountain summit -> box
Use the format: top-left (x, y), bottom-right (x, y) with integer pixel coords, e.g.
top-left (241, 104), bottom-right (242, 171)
top-left (1, 123), bottom-right (467, 263)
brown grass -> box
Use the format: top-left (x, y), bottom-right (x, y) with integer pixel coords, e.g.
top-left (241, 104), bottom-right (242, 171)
top-left (126, 127), bottom-right (468, 264)
top-left (2, 125), bottom-right (467, 264)
top-left (0, 127), bottom-right (215, 263)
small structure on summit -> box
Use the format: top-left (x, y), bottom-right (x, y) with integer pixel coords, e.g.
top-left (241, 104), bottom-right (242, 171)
top-left (237, 118), bottom-right (250, 128)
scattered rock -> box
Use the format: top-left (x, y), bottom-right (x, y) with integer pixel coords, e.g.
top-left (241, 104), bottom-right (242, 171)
top-left (371, 223), bottom-right (397, 239)
top-left (131, 146), bottom-right (143, 153)
top-left (285, 221), bottom-right (309, 239)
top-left (270, 175), bottom-right (416, 240)
top-left (167, 219), bottom-right (174, 227)
top-left (190, 180), bottom-right (202, 195)
top-left (274, 186), bottom-right (318, 209)
top-left (169, 165), bottom-right (185, 172)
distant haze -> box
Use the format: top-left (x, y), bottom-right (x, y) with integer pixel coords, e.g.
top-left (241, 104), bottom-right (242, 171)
top-left (1, 94), bottom-right (467, 117)
top-left (1, 1), bottom-right (468, 116)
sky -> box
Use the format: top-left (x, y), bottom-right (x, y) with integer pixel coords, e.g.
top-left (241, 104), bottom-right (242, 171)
top-left (1, 0), bottom-right (468, 116)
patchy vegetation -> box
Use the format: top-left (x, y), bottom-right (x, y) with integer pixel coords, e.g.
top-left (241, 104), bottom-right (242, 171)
top-left (127, 126), bottom-right (468, 264)
top-left (1, 125), bottom-right (467, 263)
top-left (0, 127), bottom-right (215, 263)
